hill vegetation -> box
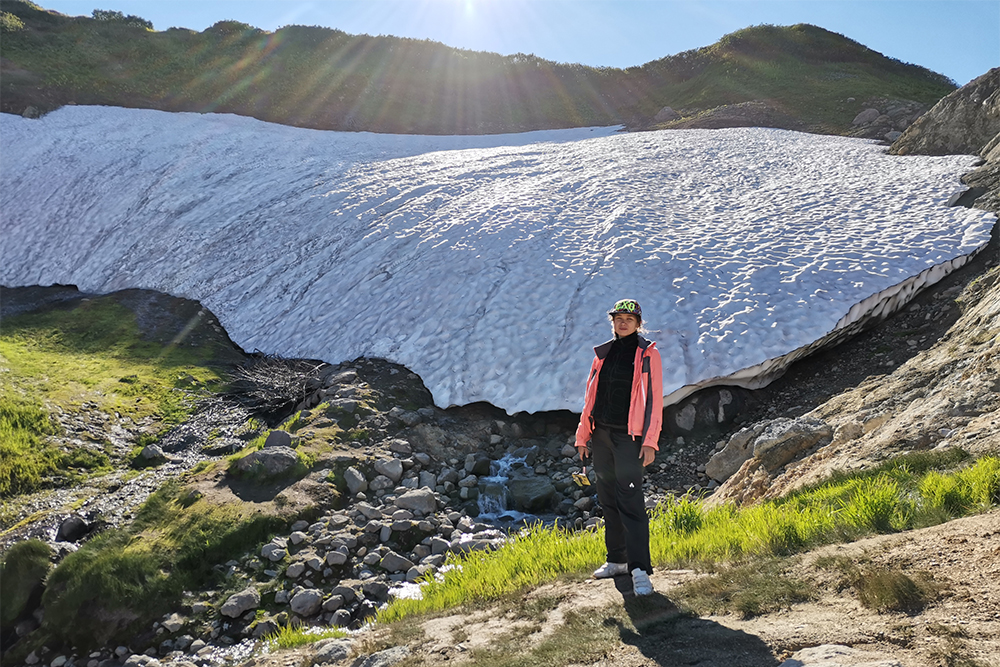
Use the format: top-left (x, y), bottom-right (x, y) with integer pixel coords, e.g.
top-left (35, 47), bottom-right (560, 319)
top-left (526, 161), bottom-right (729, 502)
top-left (0, 0), bottom-right (954, 135)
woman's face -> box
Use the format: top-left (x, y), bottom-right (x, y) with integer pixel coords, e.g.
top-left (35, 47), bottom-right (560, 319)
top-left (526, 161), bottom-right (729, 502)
top-left (612, 313), bottom-right (639, 337)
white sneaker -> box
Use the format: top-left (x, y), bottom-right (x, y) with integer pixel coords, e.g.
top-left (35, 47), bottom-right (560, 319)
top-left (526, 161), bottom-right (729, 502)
top-left (593, 562), bottom-right (628, 579)
top-left (631, 568), bottom-right (653, 596)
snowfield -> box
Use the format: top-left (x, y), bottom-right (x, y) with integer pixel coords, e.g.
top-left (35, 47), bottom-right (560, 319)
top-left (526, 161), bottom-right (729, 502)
top-left (0, 107), bottom-right (994, 413)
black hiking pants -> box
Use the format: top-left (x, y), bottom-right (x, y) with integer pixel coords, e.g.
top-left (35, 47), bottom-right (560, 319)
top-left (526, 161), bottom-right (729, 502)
top-left (591, 425), bottom-right (652, 574)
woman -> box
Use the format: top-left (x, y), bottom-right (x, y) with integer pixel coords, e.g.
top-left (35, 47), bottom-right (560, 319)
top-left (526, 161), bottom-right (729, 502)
top-left (575, 298), bottom-right (663, 596)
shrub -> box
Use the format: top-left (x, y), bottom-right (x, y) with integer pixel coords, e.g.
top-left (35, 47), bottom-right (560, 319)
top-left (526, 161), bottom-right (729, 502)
top-left (0, 540), bottom-right (53, 628)
top-left (1, 10), bottom-right (25, 31)
top-left (853, 567), bottom-right (934, 612)
top-left (206, 19), bottom-right (258, 36)
top-left (91, 8), bottom-right (152, 29)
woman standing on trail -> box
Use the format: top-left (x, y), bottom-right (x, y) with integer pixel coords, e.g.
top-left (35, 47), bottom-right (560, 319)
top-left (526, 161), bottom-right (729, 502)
top-left (575, 298), bottom-right (663, 596)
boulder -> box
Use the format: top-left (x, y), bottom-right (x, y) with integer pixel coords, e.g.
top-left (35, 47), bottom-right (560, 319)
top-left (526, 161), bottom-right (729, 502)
top-left (350, 647), bottom-right (410, 667)
top-left (220, 587), bottom-right (260, 618)
top-left (136, 444), bottom-right (168, 465)
top-left (379, 551), bottom-right (414, 574)
top-left (705, 422), bottom-right (768, 482)
top-left (312, 639), bottom-right (351, 665)
top-left (395, 489), bottom-right (438, 514)
top-left (235, 446), bottom-right (298, 476)
top-left (752, 417), bottom-right (833, 472)
top-left (374, 458), bottom-right (404, 483)
top-left (507, 470), bottom-right (556, 512)
top-left (891, 68), bottom-right (1000, 156)
top-left (263, 430), bottom-right (293, 448)
top-left (654, 106), bottom-right (681, 123)
top-left (56, 515), bottom-right (90, 542)
top-left (161, 612), bottom-right (185, 633)
top-left (344, 467), bottom-right (368, 494)
top-left (852, 108), bottom-right (881, 125)
top-left (290, 588), bottom-right (324, 617)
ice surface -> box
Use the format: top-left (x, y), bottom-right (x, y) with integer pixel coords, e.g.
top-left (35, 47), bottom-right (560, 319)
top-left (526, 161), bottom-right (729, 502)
top-left (0, 107), bottom-right (994, 413)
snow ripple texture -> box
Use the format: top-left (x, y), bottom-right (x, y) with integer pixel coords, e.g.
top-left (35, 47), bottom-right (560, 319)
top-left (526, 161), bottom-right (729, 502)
top-left (0, 107), bottom-right (994, 414)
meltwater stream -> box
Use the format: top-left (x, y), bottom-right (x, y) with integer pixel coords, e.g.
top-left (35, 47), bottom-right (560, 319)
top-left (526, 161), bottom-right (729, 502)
top-left (477, 453), bottom-right (530, 521)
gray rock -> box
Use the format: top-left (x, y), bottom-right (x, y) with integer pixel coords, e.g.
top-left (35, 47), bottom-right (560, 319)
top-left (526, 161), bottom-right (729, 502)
top-left (369, 475), bottom-right (395, 491)
top-left (362, 579), bottom-right (391, 601)
top-left (508, 471), bottom-right (556, 512)
top-left (418, 470), bottom-right (437, 489)
top-left (357, 502), bottom-right (383, 520)
top-left (137, 444), bottom-right (168, 465)
top-left (388, 439), bottom-right (412, 455)
top-left (290, 588), bottom-right (324, 617)
top-left (852, 108), bottom-right (881, 125)
top-left (705, 422), bottom-right (768, 482)
top-left (753, 417), bottom-right (832, 472)
top-left (261, 542), bottom-right (287, 562)
top-left (235, 446), bottom-right (298, 476)
top-left (161, 612), bottom-right (185, 633)
top-left (332, 609), bottom-right (352, 626)
top-left (220, 587), bottom-right (260, 618)
top-left (322, 595), bottom-right (345, 612)
top-left (654, 106), bottom-right (681, 123)
top-left (345, 467), bottom-right (368, 494)
top-left (380, 551), bottom-right (414, 573)
top-left (374, 458), bottom-right (404, 483)
top-left (350, 646), bottom-right (410, 667)
top-left (313, 639), bottom-right (351, 665)
top-left (286, 562), bottom-right (306, 578)
top-left (264, 430), bottom-right (293, 448)
top-left (430, 536), bottom-right (451, 555)
top-left (56, 514), bottom-right (90, 542)
top-left (326, 550), bottom-right (349, 566)
top-left (251, 617), bottom-right (279, 639)
top-left (395, 489), bottom-right (438, 514)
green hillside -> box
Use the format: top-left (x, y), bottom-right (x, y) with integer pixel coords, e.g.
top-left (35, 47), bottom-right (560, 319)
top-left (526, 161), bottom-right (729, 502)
top-left (0, 1), bottom-right (955, 134)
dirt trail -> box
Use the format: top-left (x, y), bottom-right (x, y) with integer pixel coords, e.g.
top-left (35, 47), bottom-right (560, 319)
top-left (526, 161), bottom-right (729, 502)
top-left (253, 510), bottom-right (1000, 667)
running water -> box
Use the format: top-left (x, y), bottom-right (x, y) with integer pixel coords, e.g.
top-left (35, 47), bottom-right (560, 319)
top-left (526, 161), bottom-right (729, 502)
top-left (477, 453), bottom-right (530, 520)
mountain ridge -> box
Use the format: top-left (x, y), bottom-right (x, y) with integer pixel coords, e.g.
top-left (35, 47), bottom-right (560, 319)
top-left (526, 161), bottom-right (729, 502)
top-left (1, 1), bottom-right (954, 136)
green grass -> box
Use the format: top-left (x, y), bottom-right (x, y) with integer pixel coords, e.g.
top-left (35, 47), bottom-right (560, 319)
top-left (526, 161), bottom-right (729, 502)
top-left (380, 451), bottom-right (1000, 624)
top-left (672, 559), bottom-right (813, 618)
top-left (0, 539), bottom-right (53, 627)
top-left (0, 297), bottom-right (229, 496)
top-left (265, 624), bottom-right (348, 649)
top-left (39, 479), bottom-right (287, 648)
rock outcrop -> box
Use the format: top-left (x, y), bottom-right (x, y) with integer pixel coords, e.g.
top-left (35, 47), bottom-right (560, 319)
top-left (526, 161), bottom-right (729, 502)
top-left (891, 68), bottom-right (1000, 156)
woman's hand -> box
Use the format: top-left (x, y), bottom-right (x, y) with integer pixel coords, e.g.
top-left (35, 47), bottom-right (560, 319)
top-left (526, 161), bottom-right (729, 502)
top-left (639, 445), bottom-right (656, 467)
top-left (577, 445), bottom-right (590, 461)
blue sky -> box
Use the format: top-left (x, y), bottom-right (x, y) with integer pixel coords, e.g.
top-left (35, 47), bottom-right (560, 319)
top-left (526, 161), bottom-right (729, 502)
top-left (40, 0), bottom-right (999, 86)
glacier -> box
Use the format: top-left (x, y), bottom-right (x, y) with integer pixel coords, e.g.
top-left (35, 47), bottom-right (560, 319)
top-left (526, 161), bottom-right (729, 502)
top-left (0, 106), bottom-right (994, 414)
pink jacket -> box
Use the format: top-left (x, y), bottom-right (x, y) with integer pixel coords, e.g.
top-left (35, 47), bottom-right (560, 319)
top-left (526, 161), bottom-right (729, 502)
top-left (575, 336), bottom-right (664, 450)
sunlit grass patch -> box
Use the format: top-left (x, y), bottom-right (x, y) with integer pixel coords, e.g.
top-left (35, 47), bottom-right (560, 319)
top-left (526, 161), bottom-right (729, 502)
top-left (380, 452), bottom-right (1000, 625)
top-left (265, 624), bottom-right (348, 649)
top-left (0, 297), bottom-right (230, 495)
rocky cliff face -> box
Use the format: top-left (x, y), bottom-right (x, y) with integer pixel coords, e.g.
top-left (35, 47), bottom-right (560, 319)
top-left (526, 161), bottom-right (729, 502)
top-left (890, 68), bottom-right (1000, 156)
